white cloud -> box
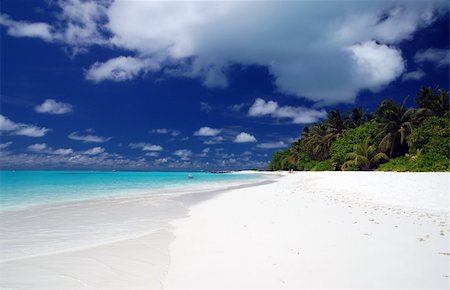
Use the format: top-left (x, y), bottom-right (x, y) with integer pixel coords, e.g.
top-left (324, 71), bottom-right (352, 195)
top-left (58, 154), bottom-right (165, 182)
top-left (402, 69), bottom-right (426, 82)
top-left (154, 157), bottom-right (169, 164)
top-left (229, 103), bottom-right (245, 112)
top-left (27, 143), bottom-right (73, 155)
top-left (129, 142), bottom-right (163, 151)
top-left (0, 142), bottom-right (12, 150)
top-left (35, 99), bottom-right (73, 114)
top-left (248, 98), bottom-right (327, 124)
top-left (234, 132), bottom-right (257, 143)
top-left (414, 48), bottom-right (450, 67)
top-left (194, 126), bottom-right (222, 137)
top-left (85, 56), bottom-right (161, 82)
top-left (145, 152), bottom-right (159, 157)
top-left (0, 115), bottom-right (51, 137)
top-left (173, 149), bottom-right (192, 160)
top-left (0, 150), bottom-right (148, 170)
top-left (198, 147), bottom-right (210, 157)
top-left (103, 1), bottom-right (442, 104)
top-left (14, 127), bottom-right (50, 137)
top-left (149, 128), bottom-right (180, 137)
top-left (57, 0), bottom-right (109, 47)
top-left (1, 1), bottom-right (446, 104)
top-left (257, 141), bottom-right (288, 149)
top-left (27, 143), bottom-right (48, 152)
top-left (0, 14), bottom-right (53, 41)
top-left (53, 148), bottom-right (74, 155)
top-left (248, 99), bottom-right (278, 116)
top-left (83, 147), bottom-right (105, 155)
top-left (200, 102), bottom-right (213, 112)
top-left (347, 41), bottom-right (405, 94)
top-left (68, 132), bottom-right (111, 143)
top-left (203, 136), bottom-right (224, 145)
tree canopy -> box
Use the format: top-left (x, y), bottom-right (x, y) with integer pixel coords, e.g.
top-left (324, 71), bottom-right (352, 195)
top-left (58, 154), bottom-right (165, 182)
top-left (268, 86), bottom-right (449, 172)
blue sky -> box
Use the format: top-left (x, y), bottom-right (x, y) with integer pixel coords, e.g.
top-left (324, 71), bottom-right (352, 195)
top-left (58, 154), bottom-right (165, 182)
top-left (0, 0), bottom-right (449, 170)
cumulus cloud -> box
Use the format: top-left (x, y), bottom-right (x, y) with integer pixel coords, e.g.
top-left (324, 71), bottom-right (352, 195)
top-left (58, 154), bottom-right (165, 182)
top-left (0, 142), bottom-right (12, 150)
top-left (402, 69), bottom-right (426, 82)
top-left (145, 152), bottom-right (159, 157)
top-left (129, 142), bottom-right (163, 151)
top-left (1, 1), bottom-right (445, 105)
top-left (173, 149), bottom-right (192, 160)
top-left (234, 132), bottom-right (257, 143)
top-left (0, 14), bottom-right (53, 41)
top-left (414, 48), bottom-right (450, 67)
top-left (256, 141), bottom-right (289, 149)
top-left (347, 41), bottom-right (405, 94)
top-left (83, 147), bottom-right (105, 155)
top-left (27, 143), bottom-right (73, 155)
top-left (35, 99), bottom-right (73, 114)
top-left (194, 126), bottom-right (222, 137)
top-left (0, 115), bottom-right (51, 137)
top-left (248, 98), bottom-right (327, 124)
top-left (248, 99), bottom-right (278, 116)
top-left (85, 56), bottom-right (161, 82)
top-left (68, 132), bottom-right (111, 143)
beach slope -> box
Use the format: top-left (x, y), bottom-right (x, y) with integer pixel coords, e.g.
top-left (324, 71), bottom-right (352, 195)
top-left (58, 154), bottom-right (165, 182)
top-left (164, 172), bottom-right (449, 289)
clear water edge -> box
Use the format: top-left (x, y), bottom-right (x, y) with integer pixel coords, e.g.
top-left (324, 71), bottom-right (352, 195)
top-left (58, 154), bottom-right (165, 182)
top-left (0, 170), bottom-right (263, 213)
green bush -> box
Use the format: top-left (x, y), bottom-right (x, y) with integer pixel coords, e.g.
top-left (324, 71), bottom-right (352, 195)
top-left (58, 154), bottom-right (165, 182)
top-left (407, 116), bottom-right (450, 157)
top-left (330, 121), bottom-right (382, 168)
top-left (310, 160), bottom-right (335, 171)
top-left (268, 150), bottom-right (291, 171)
top-left (296, 151), bottom-right (314, 170)
top-left (378, 152), bottom-right (449, 172)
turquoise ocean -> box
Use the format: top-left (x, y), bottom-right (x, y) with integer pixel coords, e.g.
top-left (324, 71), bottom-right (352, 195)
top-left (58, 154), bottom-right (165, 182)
top-left (0, 170), bottom-right (261, 212)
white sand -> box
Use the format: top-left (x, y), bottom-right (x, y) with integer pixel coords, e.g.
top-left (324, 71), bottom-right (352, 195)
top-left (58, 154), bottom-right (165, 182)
top-left (1, 172), bottom-right (448, 289)
top-left (164, 172), bottom-right (449, 289)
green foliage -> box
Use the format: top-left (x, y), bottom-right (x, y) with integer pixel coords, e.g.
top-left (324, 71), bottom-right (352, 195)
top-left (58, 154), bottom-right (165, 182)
top-left (375, 99), bottom-right (417, 157)
top-left (377, 152), bottom-right (450, 172)
top-left (310, 160), bottom-right (335, 171)
top-left (267, 86), bottom-right (449, 172)
top-left (300, 124), bottom-right (330, 161)
top-left (406, 116), bottom-right (450, 157)
top-left (345, 107), bottom-right (366, 128)
top-left (343, 137), bottom-right (389, 170)
top-left (268, 150), bottom-right (293, 171)
top-left (296, 151), bottom-right (313, 170)
top-left (330, 121), bottom-right (382, 168)
top-left (416, 87), bottom-right (449, 117)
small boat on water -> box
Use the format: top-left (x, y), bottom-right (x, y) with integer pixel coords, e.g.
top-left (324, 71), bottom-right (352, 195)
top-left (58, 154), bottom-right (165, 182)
top-left (187, 173), bottom-right (194, 179)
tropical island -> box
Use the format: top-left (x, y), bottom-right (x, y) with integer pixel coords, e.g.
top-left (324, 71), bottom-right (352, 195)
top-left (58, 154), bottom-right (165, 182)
top-left (268, 87), bottom-right (450, 172)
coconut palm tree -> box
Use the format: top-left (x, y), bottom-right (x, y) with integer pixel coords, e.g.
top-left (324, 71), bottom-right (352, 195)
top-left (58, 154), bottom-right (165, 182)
top-left (416, 87), bottom-right (449, 117)
top-left (345, 107), bottom-right (366, 129)
top-left (375, 100), bottom-right (417, 157)
top-left (318, 109), bottom-right (348, 156)
top-left (289, 140), bottom-right (301, 168)
top-left (343, 137), bottom-right (389, 170)
top-left (301, 123), bottom-right (329, 160)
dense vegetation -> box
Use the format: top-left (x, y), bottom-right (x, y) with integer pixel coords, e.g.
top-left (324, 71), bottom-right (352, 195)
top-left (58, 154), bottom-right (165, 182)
top-left (268, 87), bottom-right (450, 172)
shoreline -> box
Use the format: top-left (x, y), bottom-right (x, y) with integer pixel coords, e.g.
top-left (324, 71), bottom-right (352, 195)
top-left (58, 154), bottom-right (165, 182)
top-left (0, 172), bottom-right (278, 289)
top-left (1, 171), bottom-right (448, 289)
top-left (0, 173), bottom-right (275, 262)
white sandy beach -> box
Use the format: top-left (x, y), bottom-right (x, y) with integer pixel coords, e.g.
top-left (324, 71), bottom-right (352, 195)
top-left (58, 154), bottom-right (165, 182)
top-left (1, 172), bottom-right (449, 289)
top-left (164, 172), bottom-right (449, 289)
